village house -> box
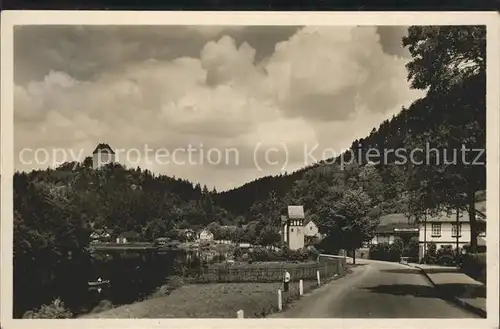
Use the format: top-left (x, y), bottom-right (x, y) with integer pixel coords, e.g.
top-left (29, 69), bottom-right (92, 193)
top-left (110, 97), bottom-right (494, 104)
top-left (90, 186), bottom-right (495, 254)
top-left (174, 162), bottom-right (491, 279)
top-left (418, 201), bottom-right (487, 260)
top-left (92, 143), bottom-right (116, 169)
top-left (115, 231), bottom-right (140, 244)
top-left (90, 228), bottom-right (112, 243)
top-left (154, 237), bottom-right (170, 246)
top-left (199, 228), bottom-right (214, 241)
top-left (370, 213), bottom-right (419, 245)
top-left (303, 218), bottom-right (322, 245)
top-left (303, 219), bottom-right (321, 237)
top-left (175, 228), bottom-right (196, 241)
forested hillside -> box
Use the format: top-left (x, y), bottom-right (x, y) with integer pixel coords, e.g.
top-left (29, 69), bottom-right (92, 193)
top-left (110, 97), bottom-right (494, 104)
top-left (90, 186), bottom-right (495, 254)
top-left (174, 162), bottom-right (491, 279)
top-left (14, 25), bottom-right (486, 255)
top-left (14, 25), bottom-right (486, 260)
top-left (217, 26), bottom-right (487, 240)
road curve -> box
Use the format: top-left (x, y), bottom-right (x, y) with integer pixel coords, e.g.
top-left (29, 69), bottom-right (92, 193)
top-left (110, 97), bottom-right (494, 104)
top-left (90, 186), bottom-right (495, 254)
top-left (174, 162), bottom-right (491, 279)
top-left (271, 259), bottom-right (479, 318)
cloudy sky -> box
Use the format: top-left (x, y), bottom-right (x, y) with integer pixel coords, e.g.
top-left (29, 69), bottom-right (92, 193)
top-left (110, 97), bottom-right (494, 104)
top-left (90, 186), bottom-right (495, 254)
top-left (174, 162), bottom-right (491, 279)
top-left (14, 25), bottom-right (424, 191)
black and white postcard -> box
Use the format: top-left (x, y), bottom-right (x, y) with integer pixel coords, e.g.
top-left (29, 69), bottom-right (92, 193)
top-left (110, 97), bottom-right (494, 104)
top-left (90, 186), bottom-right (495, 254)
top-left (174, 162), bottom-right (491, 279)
top-left (1, 11), bottom-right (499, 329)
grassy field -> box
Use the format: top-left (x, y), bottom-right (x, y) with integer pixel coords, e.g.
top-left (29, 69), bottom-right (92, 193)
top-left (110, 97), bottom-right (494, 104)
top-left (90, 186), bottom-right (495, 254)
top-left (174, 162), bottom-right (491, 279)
top-left (81, 279), bottom-right (322, 318)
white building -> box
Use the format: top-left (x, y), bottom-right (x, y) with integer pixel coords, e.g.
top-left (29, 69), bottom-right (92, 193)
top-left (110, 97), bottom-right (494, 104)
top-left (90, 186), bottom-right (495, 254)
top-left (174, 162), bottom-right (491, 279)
top-left (281, 205), bottom-right (305, 250)
top-left (90, 229), bottom-right (111, 243)
top-left (418, 201), bottom-right (486, 260)
top-left (199, 229), bottom-right (214, 241)
top-left (92, 143), bottom-right (116, 169)
top-left (304, 219), bottom-right (320, 237)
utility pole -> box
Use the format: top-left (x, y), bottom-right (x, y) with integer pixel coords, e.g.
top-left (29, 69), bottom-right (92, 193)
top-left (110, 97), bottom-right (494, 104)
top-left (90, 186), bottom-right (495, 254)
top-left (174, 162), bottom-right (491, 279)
top-left (456, 205), bottom-right (460, 267)
top-left (423, 205), bottom-right (427, 262)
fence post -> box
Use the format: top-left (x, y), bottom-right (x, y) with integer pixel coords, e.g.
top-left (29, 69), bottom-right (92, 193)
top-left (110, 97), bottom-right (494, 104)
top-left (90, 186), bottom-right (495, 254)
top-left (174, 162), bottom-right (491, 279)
top-left (278, 289), bottom-right (283, 311)
top-left (236, 310), bottom-right (244, 318)
top-left (316, 270), bottom-right (321, 286)
top-left (299, 279), bottom-right (303, 296)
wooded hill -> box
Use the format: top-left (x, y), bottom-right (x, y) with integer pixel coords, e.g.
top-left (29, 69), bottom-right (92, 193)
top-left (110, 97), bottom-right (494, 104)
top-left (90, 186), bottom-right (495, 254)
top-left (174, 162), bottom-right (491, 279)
top-left (217, 26), bottom-right (486, 243)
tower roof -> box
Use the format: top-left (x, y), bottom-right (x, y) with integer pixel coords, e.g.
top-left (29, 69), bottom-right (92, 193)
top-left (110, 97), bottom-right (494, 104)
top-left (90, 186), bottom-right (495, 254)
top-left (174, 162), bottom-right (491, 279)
top-left (288, 205), bottom-right (305, 219)
top-left (93, 143), bottom-right (115, 155)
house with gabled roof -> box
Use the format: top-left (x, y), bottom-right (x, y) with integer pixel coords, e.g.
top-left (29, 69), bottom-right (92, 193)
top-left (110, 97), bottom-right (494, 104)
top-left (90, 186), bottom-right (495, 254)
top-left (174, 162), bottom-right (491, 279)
top-left (304, 218), bottom-right (320, 237)
top-left (303, 217), bottom-right (322, 246)
top-left (92, 143), bottom-right (116, 169)
top-left (370, 213), bottom-right (419, 246)
top-left (90, 228), bottom-right (112, 243)
top-left (199, 228), bottom-right (214, 241)
top-left (418, 201), bottom-right (487, 260)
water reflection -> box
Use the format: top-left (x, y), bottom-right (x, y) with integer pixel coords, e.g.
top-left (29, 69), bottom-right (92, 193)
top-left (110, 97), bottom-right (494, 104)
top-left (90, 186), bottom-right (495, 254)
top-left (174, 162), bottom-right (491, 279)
top-left (72, 249), bottom-right (226, 316)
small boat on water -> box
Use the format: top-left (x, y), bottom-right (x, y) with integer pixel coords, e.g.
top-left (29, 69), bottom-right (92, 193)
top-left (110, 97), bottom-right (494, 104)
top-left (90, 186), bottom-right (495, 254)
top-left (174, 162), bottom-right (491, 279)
top-left (88, 277), bottom-right (110, 287)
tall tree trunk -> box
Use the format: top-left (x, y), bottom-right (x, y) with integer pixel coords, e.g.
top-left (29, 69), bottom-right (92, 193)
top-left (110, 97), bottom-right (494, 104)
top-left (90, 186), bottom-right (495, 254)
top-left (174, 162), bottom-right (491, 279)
top-left (352, 248), bottom-right (356, 264)
top-left (467, 189), bottom-right (477, 252)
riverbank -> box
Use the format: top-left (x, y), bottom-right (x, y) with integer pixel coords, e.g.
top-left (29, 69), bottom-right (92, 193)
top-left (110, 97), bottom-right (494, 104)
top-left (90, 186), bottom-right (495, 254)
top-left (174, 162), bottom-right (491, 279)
top-left (81, 256), bottom-right (348, 318)
top-left (81, 272), bottom-right (350, 318)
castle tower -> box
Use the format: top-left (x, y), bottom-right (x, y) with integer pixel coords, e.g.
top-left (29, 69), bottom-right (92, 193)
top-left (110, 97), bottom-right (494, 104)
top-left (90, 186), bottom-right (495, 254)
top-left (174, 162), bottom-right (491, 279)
top-left (92, 143), bottom-right (116, 169)
top-left (286, 205), bottom-right (305, 250)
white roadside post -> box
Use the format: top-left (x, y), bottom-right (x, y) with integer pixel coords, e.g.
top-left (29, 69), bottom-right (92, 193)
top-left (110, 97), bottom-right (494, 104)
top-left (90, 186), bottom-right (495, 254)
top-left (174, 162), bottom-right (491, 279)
top-left (316, 270), bottom-right (321, 286)
top-left (278, 289), bottom-right (283, 311)
top-left (299, 279), bottom-right (304, 296)
top-left (236, 310), bottom-right (244, 318)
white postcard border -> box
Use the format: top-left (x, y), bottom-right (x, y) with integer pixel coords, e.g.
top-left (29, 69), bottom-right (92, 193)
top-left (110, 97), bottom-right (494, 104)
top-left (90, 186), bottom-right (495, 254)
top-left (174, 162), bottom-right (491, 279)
top-left (1, 10), bottom-right (499, 329)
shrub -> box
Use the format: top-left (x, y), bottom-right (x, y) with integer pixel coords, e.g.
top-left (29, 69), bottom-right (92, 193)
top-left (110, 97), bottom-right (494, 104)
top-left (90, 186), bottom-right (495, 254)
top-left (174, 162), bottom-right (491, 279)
top-left (463, 244), bottom-right (487, 253)
top-left (460, 252), bottom-right (486, 283)
top-left (299, 247), bottom-right (312, 261)
top-left (388, 242), bottom-right (402, 262)
top-left (214, 253), bottom-right (226, 263)
top-left (150, 275), bottom-right (185, 298)
top-left (89, 300), bottom-right (114, 314)
top-left (237, 246), bottom-right (316, 263)
top-left (252, 247), bottom-right (273, 262)
top-left (393, 237), bottom-right (404, 250)
top-left (22, 298), bottom-right (73, 319)
top-left (423, 242), bottom-right (437, 264)
top-left (240, 252), bottom-right (250, 262)
top-left (369, 243), bottom-right (391, 261)
top-left (306, 245), bottom-right (320, 260)
top-left (233, 247), bottom-right (243, 259)
top-left (403, 237), bottom-right (420, 262)
top-left (436, 245), bottom-right (456, 266)
top-left (280, 247), bottom-right (309, 262)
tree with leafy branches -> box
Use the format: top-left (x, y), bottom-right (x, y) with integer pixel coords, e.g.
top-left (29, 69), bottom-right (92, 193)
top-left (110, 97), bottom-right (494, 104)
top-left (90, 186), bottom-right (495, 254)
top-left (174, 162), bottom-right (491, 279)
top-left (317, 188), bottom-right (379, 264)
top-left (403, 26), bottom-right (486, 251)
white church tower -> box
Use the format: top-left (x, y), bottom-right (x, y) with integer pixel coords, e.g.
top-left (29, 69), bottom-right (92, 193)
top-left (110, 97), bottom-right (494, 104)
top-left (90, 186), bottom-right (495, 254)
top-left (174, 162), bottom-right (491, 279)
top-left (92, 143), bottom-right (116, 169)
top-left (281, 205), bottom-right (305, 250)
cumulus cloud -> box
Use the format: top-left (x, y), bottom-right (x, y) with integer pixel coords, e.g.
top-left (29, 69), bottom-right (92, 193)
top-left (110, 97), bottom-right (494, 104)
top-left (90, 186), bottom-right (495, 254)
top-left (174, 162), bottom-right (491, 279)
top-left (14, 25), bottom-right (424, 190)
top-left (376, 26), bottom-right (411, 58)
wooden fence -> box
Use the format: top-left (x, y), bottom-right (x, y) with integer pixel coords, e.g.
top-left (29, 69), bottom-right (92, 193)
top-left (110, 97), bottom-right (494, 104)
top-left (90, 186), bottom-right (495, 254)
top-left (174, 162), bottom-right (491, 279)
top-left (194, 256), bottom-right (346, 283)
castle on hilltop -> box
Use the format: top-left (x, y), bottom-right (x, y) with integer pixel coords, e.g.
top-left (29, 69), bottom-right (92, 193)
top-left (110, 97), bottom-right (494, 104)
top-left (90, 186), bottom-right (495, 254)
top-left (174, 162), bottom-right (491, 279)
top-left (92, 143), bottom-right (116, 169)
